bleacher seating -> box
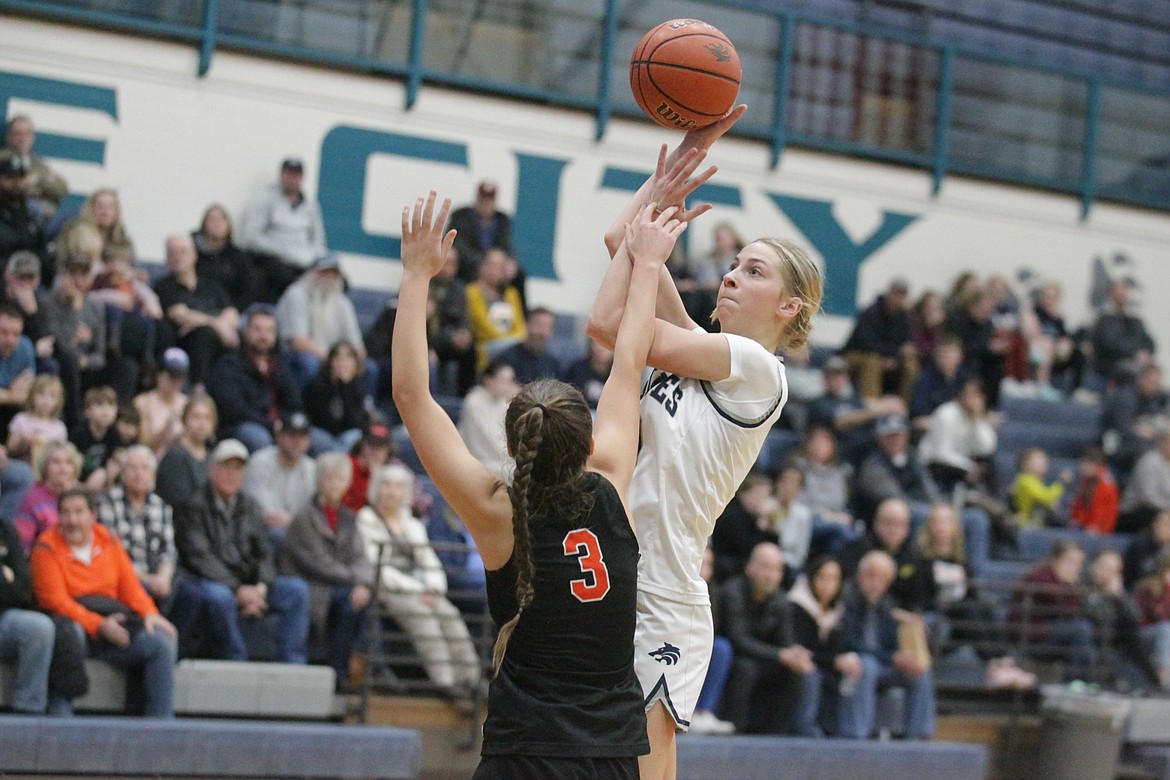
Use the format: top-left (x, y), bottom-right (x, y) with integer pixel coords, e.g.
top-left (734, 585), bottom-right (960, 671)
top-left (0, 715), bottom-right (421, 779)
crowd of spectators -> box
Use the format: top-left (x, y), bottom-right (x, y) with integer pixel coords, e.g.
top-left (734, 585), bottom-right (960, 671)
top-left (2, 110), bottom-right (1169, 744)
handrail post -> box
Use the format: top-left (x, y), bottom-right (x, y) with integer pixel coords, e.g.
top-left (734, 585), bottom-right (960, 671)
top-left (595, 0), bottom-right (619, 142)
top-left (1080, 75), bottom-right (1101, 221)
top-left (197, 0), bottom-right (219, 77)
top-left (406, 0), bottom-right (428, 109)
top-left (931, 44), bottom-right (954, 195)
top-left (769, 12), bottom-right (796, 169)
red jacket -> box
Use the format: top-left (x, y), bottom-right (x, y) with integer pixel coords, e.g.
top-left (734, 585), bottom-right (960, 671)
top-left (1069, 466), bottom-right (1119, 534)
top-left (30, 522), bottom-right (159, 637)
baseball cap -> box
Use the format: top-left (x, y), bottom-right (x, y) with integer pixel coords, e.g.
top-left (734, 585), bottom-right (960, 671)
top-left (888, 277), bottom-right (910, 293)
top-left (362, 423), bottom-right (391, 446)
top-left (280, 411), bottom-right (312, 434)
top-left (875, 413), bottom-right (909, 436)
top-left (6, 251), bottom-right (39, 277)
top-left (160, 347), bottom-right (190, 375)
top-left (211, 438), bottom-right (250, 464)
top-left (0, 155), bottom-right (27, 178)
top-left (477, 180), bottom-right (497, 199)
top-left (313, 253), bottom-right (341, 272)
top-left (280, 157), bottom-right (304, 173)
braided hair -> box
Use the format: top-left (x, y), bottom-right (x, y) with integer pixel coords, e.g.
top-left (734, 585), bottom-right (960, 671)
top-left (491, 378), bottom-right (593, 673)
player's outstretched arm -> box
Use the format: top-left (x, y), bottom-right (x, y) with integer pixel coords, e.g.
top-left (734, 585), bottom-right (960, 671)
top-left (590, 204), bottom-right (685, 513)
top-left (392, 192), bottom-right (514, 567)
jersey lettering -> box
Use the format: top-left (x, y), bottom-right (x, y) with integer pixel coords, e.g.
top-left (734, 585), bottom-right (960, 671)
top-left (562, 528), bottom-right (611, 603)
top-left (648, 372), bottom-right (684, 417)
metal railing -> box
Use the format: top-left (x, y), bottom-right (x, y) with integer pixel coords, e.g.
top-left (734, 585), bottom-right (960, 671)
top-left (3, 0), bottom-right (1166, 216)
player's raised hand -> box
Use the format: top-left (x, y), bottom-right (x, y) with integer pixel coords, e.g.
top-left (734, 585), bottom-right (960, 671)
top-left (400, 191), bottom-right (456, 278)
top-left (625, 203), bottom-right (687, 267)
top-left (649, 145), bottom-right (718, 224)
top-left (665, 103), bottom-right (748, 170)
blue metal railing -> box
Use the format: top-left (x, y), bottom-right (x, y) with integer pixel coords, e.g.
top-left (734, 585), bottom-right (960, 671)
top-left (1, 0), bottom-right (1168, 218)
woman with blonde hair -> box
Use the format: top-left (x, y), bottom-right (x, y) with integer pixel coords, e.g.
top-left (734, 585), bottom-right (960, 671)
top-left (11, 440), bottom-right (82, 553)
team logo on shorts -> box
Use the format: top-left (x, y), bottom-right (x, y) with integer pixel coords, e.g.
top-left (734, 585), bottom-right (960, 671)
top-left (649, 643), bottom-right (681, 665)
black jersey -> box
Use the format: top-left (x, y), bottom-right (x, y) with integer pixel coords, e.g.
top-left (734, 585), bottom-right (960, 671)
top-left (482, 472), bottom-right (648, 758)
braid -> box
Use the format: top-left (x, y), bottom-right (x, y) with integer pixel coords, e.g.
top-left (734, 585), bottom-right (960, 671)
top-left (491, 405), bottom-right (544, 674)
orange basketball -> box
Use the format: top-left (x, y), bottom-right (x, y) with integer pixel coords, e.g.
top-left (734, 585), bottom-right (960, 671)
top-left (630, 19), bottom-right (741, 131)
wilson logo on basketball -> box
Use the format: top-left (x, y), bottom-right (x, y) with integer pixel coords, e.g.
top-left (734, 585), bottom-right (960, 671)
top-left (654, 102), bottom-right (697, 129)
top-left (649, 643), bottom-right (682, 665)
top-left (704, 42), bottom-right (732, 63)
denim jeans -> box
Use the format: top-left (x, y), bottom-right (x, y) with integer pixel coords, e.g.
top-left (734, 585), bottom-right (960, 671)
top-left (0, 609), bottom-right (55, 712)
top-left (837, 654), bottom-right (935, 739)
top-left (696, 635), bottom-right (732, 713)
top-left (326, 585), bottom-right (368, 681)
top-left (171, 576), bottom-right (310, 663)
top-left (1140, 621), bottom-right (1170, 683)
top-left (89, 625), bottom-right (178, 718)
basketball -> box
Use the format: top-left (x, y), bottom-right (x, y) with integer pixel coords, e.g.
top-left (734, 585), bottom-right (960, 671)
top-left (630, 19), bottom-right (741, 131)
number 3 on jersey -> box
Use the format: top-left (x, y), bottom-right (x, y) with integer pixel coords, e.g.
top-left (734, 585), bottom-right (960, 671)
top-left (562, 528), bottom-right (610, 603)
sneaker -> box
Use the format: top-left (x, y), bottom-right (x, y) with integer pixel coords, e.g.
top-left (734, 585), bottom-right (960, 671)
top-left (688, 710), bottom-right (735, 735)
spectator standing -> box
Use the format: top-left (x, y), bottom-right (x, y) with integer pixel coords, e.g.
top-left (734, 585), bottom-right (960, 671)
top-left (841, 278), bottom-right (917, 401)
top-left (170, 439), bottom-right (310, 663)
top-left (447, 180), bottom-right (514, 282)
top-left (279, 452), bottom-right (373, 683)
top-left (836, 550), bottom-right (935, 740)
top-left (1091, 279), bottom-right (1155, 383)
top-left (30, 487), bottom-right (177, 717)
top-left (3, 116), bottom-right (68, 220)
top-left (154, 394), bottom-right (216, 511)
top-left (238, 158), bottom-right (327, 300)
top-left (207, 303), bottom-right (302, 453)
top-left (153, 235), bottom-right (239, 389)
top-left (718, 543), bottom-right (819, 736)
top-left (97, 446), bottom-right (175, 607)
top-left (242, 411), bottom-right (317, 543)
top-left (275, 252), bottom-right (365, 389)
top-left (496, 306), bottom-right (562, 384)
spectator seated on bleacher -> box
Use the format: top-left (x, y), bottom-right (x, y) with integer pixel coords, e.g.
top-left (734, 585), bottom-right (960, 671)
top-left (6, 373), bottom-right (66, 462)
top-left (852, 413), bottom-right (940, 522)
top-left (775, 343), bottom-right (823, 433)
top-left (31, 487), bottom-right (178, 717)
top-left (356, 464), bottom-right (482, 697)
top-left (710, 472), bottom-right (776, 585)
top-left (562, 337), bottom-right (612, 411)
top-left (809, 357), bottom-right (903, 466)
top-left (1085, 550), bottom-right (1162, 693)
top-left (787, 556), bottom-right (848, 734)
top-left (90, 241), bottom-right (161, 400)
top-left (1018, 282), bottom-right (1080, 394)
top-left (496, 306), bottom-right (561, 385)
top-left (456, 360), bottom-right (518, 481)
top-left (792, 425), bottom-right (858, 559)
top-left (1, 252), bottom-right (54, 376)
top-left (1069, 447), bottom-right (1120, 535)
top-left (841, 498), bottom-right (935, 615)
top-left (1100, 363), bottom-right (1167, 476)
top-left (448, 180), bottom-right (514, 285)
top-left (1133, 554), bottom-right (1170, 690)
top-left (171, 439), bottom-right (310, 663)
top-left (419, 247), bottom-right (475, 397)
top-left (836, 550), bottom-right (935, 740)
top-left (465, 248), bottom-right (525, 372)
top-left (909, 291), bottom-right (946, 365)
top-left (131, 348), bottom-right (189, 460)
top-left (278, 453), bottom-right (373, 685)
top-left (1118, 423), bottom-right (1170, 534)
top-left (946, 287), bottom-right (1009, 409)
top-left (718, 542), bottom-right (820, 736)
top-left (1124, 510), bottom-right (1170, 589)
top-left (1008, 540), bottom-right (1097, 682)
top-left (153, 393), bottom-right (215, 511)
top-left (909, 337), bottom-right (968, 434)
top-left (43, 249), bottom-right (107, 429)
top-left (1012, 447), bottom-right (1070, 529)
top-left (192, 203), bottom-right (264, 313)
top-left (3, 115), bottom-right (68, 223)
top-left (12, 440), bottom-right (81, 555)
top-left (840, 278), bottom-right (918, 403)
top-left (242, 411), bottom-right (316, 545)
top-left (302, 340), bottom-right (369, 455)
top-left (0, 516), bottom-right (63, 715)
top-left (767, 465), bottom-right (814, 580)
top-left (0, 157), bottom-right (48, 282)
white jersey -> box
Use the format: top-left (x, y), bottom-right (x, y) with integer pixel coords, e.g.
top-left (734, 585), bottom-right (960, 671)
top-left (630, 330), bottom-right (787, 606)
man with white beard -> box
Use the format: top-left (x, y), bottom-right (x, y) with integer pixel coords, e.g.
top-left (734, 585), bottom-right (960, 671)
top-left (275, 253), bottom-right (366, 389)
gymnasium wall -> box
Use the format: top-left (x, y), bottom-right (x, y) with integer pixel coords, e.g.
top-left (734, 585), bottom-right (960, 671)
top-left (2, 16), bottom-right (1168, 349)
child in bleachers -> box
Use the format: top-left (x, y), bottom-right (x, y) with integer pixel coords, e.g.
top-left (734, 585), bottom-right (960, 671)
top-left (69, 386), bottom-right (120, 491)
top-left (1069, 447), bottom-right (1120, 534)
top-left (1012, 447), bottom-right (1069, 528)
top-left (6, 374), bottom-right (67, 460)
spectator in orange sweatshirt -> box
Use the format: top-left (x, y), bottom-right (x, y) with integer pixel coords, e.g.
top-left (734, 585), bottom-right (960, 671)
top-left (30, 487), bottom-right (177, 717)
top-left (1069, 447), bottom-right (1120, 535)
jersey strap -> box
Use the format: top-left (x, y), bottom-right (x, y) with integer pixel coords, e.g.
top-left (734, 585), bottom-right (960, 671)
top-left (698, 371), bottom-right (784, 428)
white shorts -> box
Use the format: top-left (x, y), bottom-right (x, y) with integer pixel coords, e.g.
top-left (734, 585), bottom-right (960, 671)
top-left (632, 589), bottom-right (713, 732)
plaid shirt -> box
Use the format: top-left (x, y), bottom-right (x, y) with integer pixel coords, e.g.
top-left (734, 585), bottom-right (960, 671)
top-left (97, 485), bottom-right (175, 577)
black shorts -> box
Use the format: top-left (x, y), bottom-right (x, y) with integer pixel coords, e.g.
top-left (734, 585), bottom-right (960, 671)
top-left (472, 754), bottom-right (640, 780)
